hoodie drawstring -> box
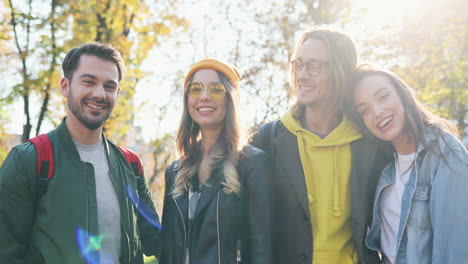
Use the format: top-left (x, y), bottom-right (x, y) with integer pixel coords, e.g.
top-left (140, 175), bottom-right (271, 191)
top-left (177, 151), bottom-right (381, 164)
top-left (296, 129), bottom-right (315, 204)
top-left (333, 146), bottom-right (342, 216)
top-left (298, 129), bottom-right (342, 216)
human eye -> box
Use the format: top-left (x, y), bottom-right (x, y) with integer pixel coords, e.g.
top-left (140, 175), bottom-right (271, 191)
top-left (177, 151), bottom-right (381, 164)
top-left (187, 83), bottom-right (203, 97)
top-left (379, 92), bottom-right (390, 101)
top-left (309, 61), bottom-right (321, 69)
top-left (82, 79), bottom-right (95, 86)
top-left (104, 84), bottom-right (117, 90)
top-left (294, 60), bottom-right (304, 71)
top-left (358, 107), bottom-right (368, 117)
top-left (191, 86), bottom-right (202, 93)
top-left (210, 83), bottom-right (225, 94)
top-left (188, 82), bottom-right (202, 91)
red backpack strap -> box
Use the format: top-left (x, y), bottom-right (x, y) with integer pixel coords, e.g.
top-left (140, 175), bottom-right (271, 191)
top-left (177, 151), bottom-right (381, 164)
top-left (117, 146), bottom-right (143, 177)
top-left (28, 134), bottom-right (54, 223)
top-left (29, 134), bottom-right (54, 180)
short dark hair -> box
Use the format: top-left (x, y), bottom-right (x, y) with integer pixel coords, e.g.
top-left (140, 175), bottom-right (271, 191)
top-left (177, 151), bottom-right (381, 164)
top-left (62, 42), bottom-right (125, 81)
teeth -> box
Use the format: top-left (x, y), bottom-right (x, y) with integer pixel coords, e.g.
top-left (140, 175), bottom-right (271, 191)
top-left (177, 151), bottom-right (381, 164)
top-left (378, 116), bottom-right (393, 128)
top-left (198, 107), bottom-right (215, 112)
top-left (86, 103), bottom-right (104, 110)
top-left (300, 86), bottom-right (315, 91)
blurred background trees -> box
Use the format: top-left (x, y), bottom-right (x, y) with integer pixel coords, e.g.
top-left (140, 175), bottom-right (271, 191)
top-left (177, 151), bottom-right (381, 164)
top-left (1, 0), bottom-right (188, 143)
top-left (359, 0), bottom-right (467, 138)
top-left (1, 0), bottom-right (466, 196)
top-left (1, 0), bottom-right (466, 262)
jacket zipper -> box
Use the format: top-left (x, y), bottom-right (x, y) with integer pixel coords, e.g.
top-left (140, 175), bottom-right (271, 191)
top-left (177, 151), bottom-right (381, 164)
top-left (236, 239), bottom-right (242, 263)
top-left (107, 167), bottom-right (131, 264)
top-left (216, 190), bottom-right (242, 264)
top-left (216, 191), bottom-right (221, 264)
top-left (124, 230), bottom-right (131, 263)
top-left (173, 195), bottom-right (187, 263)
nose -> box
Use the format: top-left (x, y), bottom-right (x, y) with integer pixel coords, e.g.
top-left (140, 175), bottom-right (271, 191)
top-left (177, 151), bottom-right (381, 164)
top-left (372, 103), bottom-right (384, 118)
top-left (199, 88), bottom-right (211, 101)
top-left (91, 84), bottom-right (106, 99)
top-left (297, 66), bottom-right (310, 81)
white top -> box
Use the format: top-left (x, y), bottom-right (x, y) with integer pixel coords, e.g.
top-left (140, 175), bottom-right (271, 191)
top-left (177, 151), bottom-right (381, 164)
top-left (380, 152), bottom-right (416, 264)
top-left (75, 140), bottom-right (121, 264)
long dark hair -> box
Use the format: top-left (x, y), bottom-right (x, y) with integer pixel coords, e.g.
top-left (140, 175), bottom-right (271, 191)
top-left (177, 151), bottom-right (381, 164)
top-left (347, 64), bottom-right (460, 155)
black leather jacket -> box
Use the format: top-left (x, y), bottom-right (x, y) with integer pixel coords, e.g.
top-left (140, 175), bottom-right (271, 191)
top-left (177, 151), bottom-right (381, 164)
top-left (155, 145), bottom-right (273, 264)
top-left (251, 121), bottom-right (392, 264)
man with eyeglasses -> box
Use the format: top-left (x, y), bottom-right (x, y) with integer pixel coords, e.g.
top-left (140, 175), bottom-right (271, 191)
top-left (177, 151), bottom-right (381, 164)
top-left (251, 27), bottom-right (390, 264)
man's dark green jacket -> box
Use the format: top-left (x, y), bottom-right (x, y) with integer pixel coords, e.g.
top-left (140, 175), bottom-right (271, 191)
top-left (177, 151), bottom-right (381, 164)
top-left (0, 120), bottom-right (160, 263)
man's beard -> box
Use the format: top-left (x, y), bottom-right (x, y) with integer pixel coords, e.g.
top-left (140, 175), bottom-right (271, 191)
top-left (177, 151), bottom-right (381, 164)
top-left (68, 90), bottom-right (111, 130)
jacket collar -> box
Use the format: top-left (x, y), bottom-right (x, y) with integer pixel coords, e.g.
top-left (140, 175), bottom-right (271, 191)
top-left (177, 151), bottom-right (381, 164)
top-left (173, 168), bottom-right (225, 221)
top-left (53, 118), bottom-right (82, 161)
top-left (273, 127), bottom-right (383, 222)
top-left (275, 129), bottom-right (310, 217)
top-left (54, 117), bottom-right (110, 160)
top-left (173, 191), bottom-right (189, 223)
top-left (417, 126), bottom-right (437, 154)
top-left (192, 177), bottom-right (222, 220)
top-left (383, 126), bottom-right (436, 177)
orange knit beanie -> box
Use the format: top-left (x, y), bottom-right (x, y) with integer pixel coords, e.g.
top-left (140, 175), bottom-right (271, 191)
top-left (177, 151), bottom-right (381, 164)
top-left (184, 58), bottom-right (241, 89)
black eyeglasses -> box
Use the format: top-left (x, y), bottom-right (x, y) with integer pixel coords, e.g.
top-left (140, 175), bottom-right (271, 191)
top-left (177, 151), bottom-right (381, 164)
top-left (291, 59), bottom-right (328, 77)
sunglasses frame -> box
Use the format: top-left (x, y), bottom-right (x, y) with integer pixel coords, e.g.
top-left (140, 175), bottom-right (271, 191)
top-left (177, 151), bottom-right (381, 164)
top-left (185, 81), bottom-right (227, 100)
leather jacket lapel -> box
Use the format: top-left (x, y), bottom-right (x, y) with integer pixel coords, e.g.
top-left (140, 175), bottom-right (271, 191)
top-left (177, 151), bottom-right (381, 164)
top-left (173, 192), bottom-right (189, 225)
top-left (192, 179), bottom-right (222, 220)
top-left (275, 132), bottom-right (310, 218)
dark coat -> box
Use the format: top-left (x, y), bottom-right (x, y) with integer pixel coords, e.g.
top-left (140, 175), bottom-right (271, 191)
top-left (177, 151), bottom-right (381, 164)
top-left (0, 120), bottom-right (159, 264)
top-left (156, 145), bottom-right (273, 264)
top-left (251, 121), bottom-right (391, 264)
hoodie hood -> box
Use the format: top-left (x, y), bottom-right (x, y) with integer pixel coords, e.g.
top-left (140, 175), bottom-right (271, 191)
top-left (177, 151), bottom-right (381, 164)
top-left (281, 107), bottom-right (361, 147)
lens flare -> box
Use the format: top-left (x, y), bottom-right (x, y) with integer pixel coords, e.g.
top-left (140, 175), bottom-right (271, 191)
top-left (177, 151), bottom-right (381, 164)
top-left (125, 184), bottom-right (161, 229)
top-left (76, 227), bottom-right (103, 264)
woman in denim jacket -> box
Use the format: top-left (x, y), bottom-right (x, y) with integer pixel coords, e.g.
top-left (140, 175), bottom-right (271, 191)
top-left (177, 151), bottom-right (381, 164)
top-left (348, 64), bottom-right (468, 264)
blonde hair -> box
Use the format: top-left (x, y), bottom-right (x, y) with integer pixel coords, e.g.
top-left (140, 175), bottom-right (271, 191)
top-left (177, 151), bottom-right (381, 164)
top-left (172, 71), bottom-right (246, 196)
top-left (289, 27), bottom-right (357, 117)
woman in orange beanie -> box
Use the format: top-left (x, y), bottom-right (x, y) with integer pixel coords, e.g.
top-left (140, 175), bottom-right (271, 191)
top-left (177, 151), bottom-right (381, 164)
top-left (155, 59), bottom-right (273, 264)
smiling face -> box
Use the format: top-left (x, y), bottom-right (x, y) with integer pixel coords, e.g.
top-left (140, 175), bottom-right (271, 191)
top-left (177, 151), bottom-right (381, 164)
top-left (354, 74), bottom-right (408, 145)
top-left (187, 69), bottom-right (227, 133)
top-left (295, 38), bottom-right (332, 108)
top-left (61, 55), bottom-right (120, 130)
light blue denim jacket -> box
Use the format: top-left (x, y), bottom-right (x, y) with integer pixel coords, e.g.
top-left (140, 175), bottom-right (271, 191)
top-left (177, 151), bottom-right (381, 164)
top-left (366, 127), bottom-right (468, 264)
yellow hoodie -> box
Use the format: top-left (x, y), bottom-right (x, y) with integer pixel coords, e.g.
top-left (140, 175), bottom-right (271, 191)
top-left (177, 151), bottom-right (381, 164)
top-left (281, 108), bottom-right (362, 264)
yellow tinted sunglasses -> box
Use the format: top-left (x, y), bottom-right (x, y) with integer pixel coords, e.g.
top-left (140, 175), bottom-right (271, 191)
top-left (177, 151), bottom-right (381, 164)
top-left (186, 82), bottom-right (227, 100)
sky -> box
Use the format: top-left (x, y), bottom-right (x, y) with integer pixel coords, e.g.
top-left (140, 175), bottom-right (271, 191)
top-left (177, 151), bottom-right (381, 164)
top-left (132, 0), bottom-right (426, 141)
top-left (3, 0), bottom-right (428, 142)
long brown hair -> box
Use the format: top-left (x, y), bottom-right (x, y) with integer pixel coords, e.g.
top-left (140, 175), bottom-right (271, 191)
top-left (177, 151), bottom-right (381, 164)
top-left (173, 71), bottom-right (245, 196)
top-left (289, 27), bottom-right (357, 117)
top-left (347, 64), bottom-right (460, 146)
